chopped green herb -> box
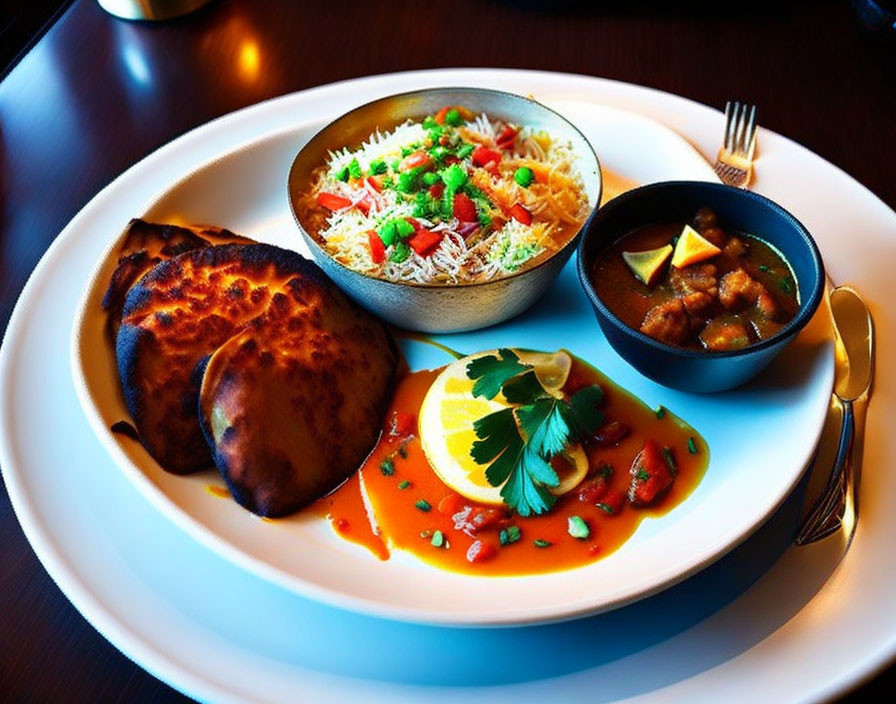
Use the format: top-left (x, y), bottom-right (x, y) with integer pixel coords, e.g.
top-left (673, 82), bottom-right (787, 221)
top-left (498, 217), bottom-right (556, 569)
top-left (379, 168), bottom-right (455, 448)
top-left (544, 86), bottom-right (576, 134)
top-left (456, 143), bottom-right (475, 159)
top-left (780, 277), bottom-right (795, 294)
top-left (758, 264), bottom-right (771, 273)
top-left (400, 145), bottom-right (413, 157)
top-left (389, 241), bottom-right (411, 263)
top-left (430, 145), bottom-right (450, 162)
top-left (381, 176), bottom-right (394, 190)
top-left (391, 159), bottom-right (401, 171)
top-left (445, 108), bottom-right (462, 126)
top-left (597, 463), bottom-right (613, 480)
top-left (534, 539), bottom-right (553, 548)
top-left (422, 171), bottom-right (441, 186)
top-left (379, 458), bottom-right (395, 476)
top-left (334, 166), bottom-right (350, 182)
top-left (478, 210), bottom-right (492, 227)
top-left (596, 502), bottom-right (614, 515)
top-left (348, 158), bottom-right (362, 180)
top-left (654, 405), bottom-right (666, 419)
top-left (427, 125), bottom-right (444, 143)
top-left (369, 159), bottom-right (387, 175)
top-left (398, 480), bottom-right (410, 490)
top-left (422, 115), bottom-right (438, 129)
top-left (441, 163), bottom-right (467, 190)
top-left (567, 515), bottom-right (590, 539)
top-left (499, 525), bottom-right (521, 546)
top-left (431, 530), bottom-right (445, 547)
top-left (514, 167), bottom-right (534, 188)
top-left (636, 469), bottom-right (650, 483)
top-left (687, 437), bottom-right (698, 454)
top-left (415, 499), bottom-right (432, 512)
top-left (662, 447), bottom-right (677, 475)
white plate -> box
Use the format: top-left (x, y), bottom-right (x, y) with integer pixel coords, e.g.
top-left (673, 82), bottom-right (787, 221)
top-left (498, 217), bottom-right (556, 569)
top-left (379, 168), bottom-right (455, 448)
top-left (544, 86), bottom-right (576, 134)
top-left (70, 97), bottom-right (830, 626)
top-left (1, 70), bottom-right (893, 702)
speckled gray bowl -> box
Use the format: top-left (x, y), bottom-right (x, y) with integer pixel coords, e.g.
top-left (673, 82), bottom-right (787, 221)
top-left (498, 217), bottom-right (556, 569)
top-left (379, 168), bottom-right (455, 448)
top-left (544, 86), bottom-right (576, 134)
top-left (287, 88), bottom-right (601, 333)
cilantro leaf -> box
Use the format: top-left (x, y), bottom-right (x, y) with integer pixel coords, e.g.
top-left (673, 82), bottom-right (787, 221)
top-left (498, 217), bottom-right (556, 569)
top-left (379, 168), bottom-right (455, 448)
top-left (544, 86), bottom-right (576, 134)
top-left (501, 370), bottom-right (546, 404)
top-left (567, 384), bottom-right (605, 437)
top-left (500, 448), bottom-right (557, 517)
top-left (517, 398), bottom-right (569, 458)
top-left (471, 408), bottom-right (524, 487)
top-left (467, 349), bottom-right (530, 400)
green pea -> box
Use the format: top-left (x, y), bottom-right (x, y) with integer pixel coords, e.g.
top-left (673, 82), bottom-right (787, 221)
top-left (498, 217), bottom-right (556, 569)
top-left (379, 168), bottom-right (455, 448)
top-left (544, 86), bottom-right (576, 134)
top-left (514, 167), bottom-right (534, 188)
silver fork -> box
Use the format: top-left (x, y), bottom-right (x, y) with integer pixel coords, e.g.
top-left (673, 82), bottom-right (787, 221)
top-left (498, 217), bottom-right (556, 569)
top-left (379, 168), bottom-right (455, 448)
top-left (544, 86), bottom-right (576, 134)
top-left (714, 101), bottom-right (758, 188)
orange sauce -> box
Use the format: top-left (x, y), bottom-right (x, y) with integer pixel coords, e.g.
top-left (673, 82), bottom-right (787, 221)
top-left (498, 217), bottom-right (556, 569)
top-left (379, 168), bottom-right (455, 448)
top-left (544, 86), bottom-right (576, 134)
top-left (206, 484), bottom-right (231, 499)
top-left (315, 357), bottom-right (709, 576)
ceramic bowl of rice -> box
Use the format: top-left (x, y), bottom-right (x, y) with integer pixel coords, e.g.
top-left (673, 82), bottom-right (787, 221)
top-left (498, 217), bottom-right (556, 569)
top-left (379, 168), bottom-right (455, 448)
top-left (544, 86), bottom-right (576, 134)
top-left (287, 87), bottom-right (601, 333)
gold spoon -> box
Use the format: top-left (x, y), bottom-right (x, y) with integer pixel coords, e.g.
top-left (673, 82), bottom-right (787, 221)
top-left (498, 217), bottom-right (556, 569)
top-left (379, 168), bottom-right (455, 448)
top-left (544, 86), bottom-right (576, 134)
top-left (795, 285), bottom-right (874, 546)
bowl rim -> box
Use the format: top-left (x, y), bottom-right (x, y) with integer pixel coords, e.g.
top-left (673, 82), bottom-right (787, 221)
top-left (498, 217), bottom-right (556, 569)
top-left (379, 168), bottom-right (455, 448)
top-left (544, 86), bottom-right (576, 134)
top-left (576, 180), bottom-right (826, 359)
top-left (287, 86), bottom-right (603, 290)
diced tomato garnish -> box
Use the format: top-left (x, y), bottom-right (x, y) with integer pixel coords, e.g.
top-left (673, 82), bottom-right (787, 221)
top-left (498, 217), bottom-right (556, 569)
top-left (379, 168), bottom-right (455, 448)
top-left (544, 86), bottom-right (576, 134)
top-left (594, 420), bottom-right (630, 447)
top-left (403, 216), bottom-right (421, 230)
top-left (510, 203), bottom-right (532, 225)
top-left (389, 411), bottom-right (416, 437)
top-left (496, 125), bottom-right (518, 149)
top-left (576, 476), bottom-right (609, 504)
top-left (453, 192), bottom-right (477, 222)
top-left (628, 439), bottom-right (675, 507)
top-left (316, 192), bottom-right (352, 211)
top-left (355, 198), bottom-right (370, 216)
top-left (366, 176), bottom-right (382, 193)
top-left (400, 151), bottom-right (431, 171)
top-left (408, 229), bottom-right (442, 257)
top-left (466, 540), bottom-right (497, 564)
top-left (334, 518), bottom-right (349, 533)
top-left (367, 230), bottom-right (385, 264)
top-left (429, 183), bottom-right (445, 198)
top-left (434, 106), bottom-right (450, 125)
top-left (444, 155), bottom-right (460, 165)
top-left (438, 493), bottom-right (465, 516)
top-left (600, 488), bottom-right (627, 515)
top-left (472, 146), bottom-right (501, 167)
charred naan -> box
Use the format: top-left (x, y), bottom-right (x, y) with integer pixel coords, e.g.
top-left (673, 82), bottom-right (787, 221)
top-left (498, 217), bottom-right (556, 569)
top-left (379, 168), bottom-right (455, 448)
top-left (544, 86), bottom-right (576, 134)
top-left (198, 282), bottom-right (397, 517)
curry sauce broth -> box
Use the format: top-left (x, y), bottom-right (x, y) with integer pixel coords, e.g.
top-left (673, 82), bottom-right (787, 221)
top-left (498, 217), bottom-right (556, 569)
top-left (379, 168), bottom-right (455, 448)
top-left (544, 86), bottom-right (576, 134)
top-left (312, 359), bottom-right (708, 576)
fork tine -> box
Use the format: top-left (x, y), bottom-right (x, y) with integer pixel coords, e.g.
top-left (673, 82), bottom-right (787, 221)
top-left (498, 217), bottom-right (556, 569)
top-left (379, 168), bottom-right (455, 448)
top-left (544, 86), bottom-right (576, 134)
top-left (735, 102), bottom-right (749, 154)
top-left (744, 105), bottom-right (758, 158)
top-left (723, 101), bottom-right (734, 151)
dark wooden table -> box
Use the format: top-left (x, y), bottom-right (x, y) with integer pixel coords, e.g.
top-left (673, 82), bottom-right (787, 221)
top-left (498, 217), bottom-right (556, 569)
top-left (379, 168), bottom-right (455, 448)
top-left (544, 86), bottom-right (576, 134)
top-left (1, 0), bottom-right (894, 700)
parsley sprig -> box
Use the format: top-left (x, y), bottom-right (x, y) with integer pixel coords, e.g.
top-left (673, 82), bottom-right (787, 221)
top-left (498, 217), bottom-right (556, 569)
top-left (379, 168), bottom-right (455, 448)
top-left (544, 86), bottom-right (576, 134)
top-left (466, 349), bottom-right (604, 516)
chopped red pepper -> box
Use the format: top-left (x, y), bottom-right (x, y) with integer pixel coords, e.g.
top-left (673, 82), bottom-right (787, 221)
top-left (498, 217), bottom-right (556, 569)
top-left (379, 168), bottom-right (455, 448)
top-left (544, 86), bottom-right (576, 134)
top-left (600, 488), bottom-right (627, 515)
top-left (316, 192), bottom-right (352, 211)
top-left (594, 420), bottom-right (630, 446)
top-left (367, 230), bottom-right (385, 264)
top-left (453, 192), bottom-right (477, 222)
top-left (510, 203), bottom-right (533, 225)
top-left (628, 439), bottom-right (675, 507)
top-left (355, 197), bottom-right (370, 216)
top-left (434, 106), bottom-right (450, 125)
top-left (466, 540), bottom-right (497, 563)
top-left (403, 216), bottom-right (421, 230)
top-left (429, 183), bottom-right (445, 198)
top-left (366, 176), bottom-right (382, 193)
top-left (472, 146), bottom-right (501, 167)
top-left (576, 476), bottom-right (609, 504)
top-left (408, 229), bottom-right (443, 257)
top-left (496, 125), bottom-right (518, 149)
top-left (389, 411), bottom-right (416, 437)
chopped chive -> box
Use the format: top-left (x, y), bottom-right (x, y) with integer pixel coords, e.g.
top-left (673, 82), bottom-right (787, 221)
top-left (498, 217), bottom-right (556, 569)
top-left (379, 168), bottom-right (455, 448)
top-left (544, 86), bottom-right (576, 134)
top-left (431, 530), bottom-right (445, 547)
top-left (780, 277), bottom-right (794, 294)
top-left (596, 503), bottom-right (614, 515)
top-left (654, 405), bottom-right (666, 419)
top-left (636, 469), bottom-right (650, 483)
top-left (687, 437), bottom-right (698, 454)
top-left (662, 447), bottom-right (677, 475)
top-left (379, 458), bottom-right (395, 476)
top-left (415, 499), bottom-right (432, 512)
top-left (499, 525), bottom-right (521, 546)
top-left (398, 480), bottom-right (410, 490)
top-left (567, 516), bottom-right (590, 539)
top-left (758, 264), bottom-right (771, 273)
top-left (534, 539), bottom-right (552, 548)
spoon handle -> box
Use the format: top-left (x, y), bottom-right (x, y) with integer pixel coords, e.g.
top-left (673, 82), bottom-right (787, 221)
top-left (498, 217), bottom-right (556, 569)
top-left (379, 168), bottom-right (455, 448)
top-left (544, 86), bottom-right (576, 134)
top-left (795, 399), bottom-right (855, 545)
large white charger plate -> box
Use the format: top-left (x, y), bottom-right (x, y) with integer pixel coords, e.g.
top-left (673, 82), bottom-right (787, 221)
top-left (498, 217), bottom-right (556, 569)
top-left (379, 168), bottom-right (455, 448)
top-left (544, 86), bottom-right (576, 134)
top-left (1, 70), bottom-right (893, 702)
top-left (70, 93), bottom-right (830, 625)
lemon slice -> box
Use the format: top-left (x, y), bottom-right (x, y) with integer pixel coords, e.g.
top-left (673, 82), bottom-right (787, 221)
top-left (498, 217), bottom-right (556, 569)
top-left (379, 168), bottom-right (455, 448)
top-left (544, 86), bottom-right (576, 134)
top-left (419, 350), bottom-right (588, 506)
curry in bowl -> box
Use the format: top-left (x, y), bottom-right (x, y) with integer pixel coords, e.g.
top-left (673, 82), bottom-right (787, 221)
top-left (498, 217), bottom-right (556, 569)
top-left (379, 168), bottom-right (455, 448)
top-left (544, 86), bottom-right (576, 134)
top-left (590, 207), bottom-right (799, 352)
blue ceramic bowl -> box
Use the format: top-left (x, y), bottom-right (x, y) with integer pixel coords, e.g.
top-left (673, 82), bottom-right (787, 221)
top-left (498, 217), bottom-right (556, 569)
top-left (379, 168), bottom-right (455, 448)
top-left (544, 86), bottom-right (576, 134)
top-left (576, 181), bottom-right (825, 392)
